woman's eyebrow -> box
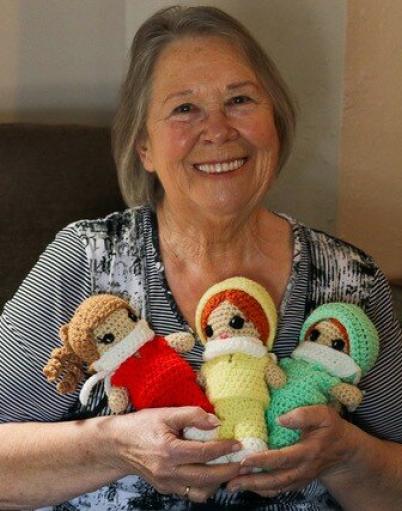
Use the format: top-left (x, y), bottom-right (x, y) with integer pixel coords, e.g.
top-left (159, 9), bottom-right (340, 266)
top-left (163, 89), bottom-right (193, 104)
top-left (163, 81), bottom-right (259, 104)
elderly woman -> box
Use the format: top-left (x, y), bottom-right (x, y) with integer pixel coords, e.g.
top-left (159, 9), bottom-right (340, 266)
top-left (1, 5), bottom-right (402, 511)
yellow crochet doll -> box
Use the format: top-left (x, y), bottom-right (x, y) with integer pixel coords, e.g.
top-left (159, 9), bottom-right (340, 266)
top-left (184, 277), bottom-right (286, 463)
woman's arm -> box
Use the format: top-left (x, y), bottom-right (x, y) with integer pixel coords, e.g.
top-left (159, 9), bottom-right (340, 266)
top-left (1, 407), bottom-right (242, 509)
top-left (1, 417), bottom-right (123, 509)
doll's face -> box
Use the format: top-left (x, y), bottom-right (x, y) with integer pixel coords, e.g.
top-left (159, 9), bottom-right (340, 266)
top-left (93, 308), bottom-right (138, 355)
top-left (204, 299), bottom-right (260, 342)
top-left (304, 318), bottom-right (350, 354)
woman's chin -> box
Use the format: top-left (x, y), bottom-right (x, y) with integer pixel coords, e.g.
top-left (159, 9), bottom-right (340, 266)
top-left (191, 190), bottom-right (259, 219)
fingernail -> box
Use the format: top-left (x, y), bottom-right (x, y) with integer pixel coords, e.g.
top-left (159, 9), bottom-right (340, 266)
top-left (207, 414), bottom-right (221, 427)
top-left (232, 443), bottom-right (243, 452)
top-left (277, 414), bottom-right (289, 425)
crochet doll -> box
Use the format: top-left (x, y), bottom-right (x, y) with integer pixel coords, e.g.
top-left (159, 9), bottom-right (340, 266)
top-left (184, 277), bottom-right (286, 463)
top-left (43, 294), bottom-right (213, 415)
top-left (266, 302), bottom-right (380, 449)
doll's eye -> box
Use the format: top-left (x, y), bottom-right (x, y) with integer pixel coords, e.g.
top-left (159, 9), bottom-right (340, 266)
top-left (97, 332), bottom-right (115, 344)
top-left (332, 339), bottom-right (346, 351)
top-left (309, 329), bottom-right (320, 341)
top-left (229, 315), bottom-right (245, 329)
top-left (205, 324), bottom-right (214, 338)
top-left (128, 310), bottom-right (138, 322)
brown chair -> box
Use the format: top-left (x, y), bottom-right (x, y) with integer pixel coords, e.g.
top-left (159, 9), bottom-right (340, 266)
top-left (0, 123), bottom-right (126, 310)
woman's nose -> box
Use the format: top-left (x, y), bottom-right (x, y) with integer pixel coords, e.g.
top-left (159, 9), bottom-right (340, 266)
top-left (200, 110), bottom-right (238, 145)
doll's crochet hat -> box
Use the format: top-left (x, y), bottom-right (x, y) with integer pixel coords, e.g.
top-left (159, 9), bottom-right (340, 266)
top-left (195, 276), bottom-right (277, 348)
top-left (61, 294), bottom-right (132, 365)
top-left (299, 303), bottom-right (379, 377)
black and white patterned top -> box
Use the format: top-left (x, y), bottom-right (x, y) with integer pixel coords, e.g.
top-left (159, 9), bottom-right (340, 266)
top-left (1, 205), bottom-right (401, 511)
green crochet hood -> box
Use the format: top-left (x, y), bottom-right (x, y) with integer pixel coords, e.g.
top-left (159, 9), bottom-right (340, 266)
top-left (299, 303), bottom-right (379, 377)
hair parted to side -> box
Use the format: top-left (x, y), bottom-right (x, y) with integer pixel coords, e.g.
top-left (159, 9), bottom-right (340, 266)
top-left (112, 5), bottom-right (296, 208)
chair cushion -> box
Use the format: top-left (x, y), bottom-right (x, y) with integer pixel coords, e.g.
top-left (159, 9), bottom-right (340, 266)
top-left (0, 123), bottom-right (126, 308)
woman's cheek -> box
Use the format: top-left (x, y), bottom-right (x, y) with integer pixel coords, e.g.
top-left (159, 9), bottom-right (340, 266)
top-left (168, 121), bottom-right (200, 154)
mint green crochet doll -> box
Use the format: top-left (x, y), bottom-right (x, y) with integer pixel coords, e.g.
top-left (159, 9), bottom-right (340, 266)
top-left (266, 303), bottom-right (379, 449)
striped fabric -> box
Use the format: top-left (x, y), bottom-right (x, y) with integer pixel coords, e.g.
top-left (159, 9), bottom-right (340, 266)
top-left (1, 205), bottom-right (401, 511)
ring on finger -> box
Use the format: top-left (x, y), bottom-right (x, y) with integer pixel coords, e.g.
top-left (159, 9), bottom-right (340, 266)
top-left (184, 485), bottom-right (191, 499)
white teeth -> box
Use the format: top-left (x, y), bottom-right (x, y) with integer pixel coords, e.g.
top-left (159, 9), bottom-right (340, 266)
top-left (195, 158), bottom-right (246, 174)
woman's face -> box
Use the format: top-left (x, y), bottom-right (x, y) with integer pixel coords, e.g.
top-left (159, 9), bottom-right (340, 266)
top-left (138, 35), bottom-right (279, 218)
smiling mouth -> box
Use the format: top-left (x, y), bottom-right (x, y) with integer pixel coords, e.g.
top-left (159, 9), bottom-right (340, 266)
top-left (193, 157), bottom-right (247, 174)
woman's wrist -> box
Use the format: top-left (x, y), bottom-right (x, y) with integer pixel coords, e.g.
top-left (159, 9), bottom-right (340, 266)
top-left (318, 422), bottom-right (402, 510)
top-left (319, 420), bottom-right (373, 486)
top-left (91, 413), bottom-right (136, 477)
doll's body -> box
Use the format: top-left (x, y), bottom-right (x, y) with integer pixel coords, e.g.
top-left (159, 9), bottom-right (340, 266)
top-left (267, 357), bottom-right (345, 448)
top-left (44, 294), bottom-right (213, 414)
top-left (185, 277), bottom-right (285, 463)
top-left (201, 351), bottom-right (272, 443)
top-left (109, 335), bottom-right (212, 410)
top-left (266, 303), bottom-right (379, 449)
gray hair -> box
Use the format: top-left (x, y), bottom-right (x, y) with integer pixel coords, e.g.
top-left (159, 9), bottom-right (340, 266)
top-left (112, 5), bottom-right (296, 208)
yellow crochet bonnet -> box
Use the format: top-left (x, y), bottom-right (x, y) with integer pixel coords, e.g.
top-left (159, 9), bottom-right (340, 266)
top-left (195, 277), bottom-right (277, 349)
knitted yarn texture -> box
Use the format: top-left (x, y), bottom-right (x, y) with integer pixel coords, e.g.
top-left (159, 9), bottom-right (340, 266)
top-left (266, 303), bottom-right (379, 448)
top-left (43, 293), bottom-right (213, 414)
top-left (194, 277), bottom-right (282, 449)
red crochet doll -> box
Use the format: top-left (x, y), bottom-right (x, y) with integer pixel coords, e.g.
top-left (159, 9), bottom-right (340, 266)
top-left (43, 294), bottom-right (213, 414)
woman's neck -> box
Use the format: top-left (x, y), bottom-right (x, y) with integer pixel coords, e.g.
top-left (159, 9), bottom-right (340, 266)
top-left (156, 199), bottom-right (279, 273)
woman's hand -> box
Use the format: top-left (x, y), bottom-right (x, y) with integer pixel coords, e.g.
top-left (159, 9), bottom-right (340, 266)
top-left (226, 405), bottom-right (358, 497)
top-left (108, 406), bottom-right (242, 503)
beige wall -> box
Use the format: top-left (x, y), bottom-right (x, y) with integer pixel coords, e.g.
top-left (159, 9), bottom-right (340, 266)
top-left (1, 1), bottom-right (19, 122)
top-left (338, 0), bottom-right (402, 279)
top-left (0, 0), bottom-right (126, 125)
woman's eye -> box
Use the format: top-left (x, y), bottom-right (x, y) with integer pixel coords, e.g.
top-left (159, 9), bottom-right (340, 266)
top-left (173, 103), bottom-right (193, 115)
top-left (332, 339), bottom-right (346, 351)
top-left (229, 315), bottom-right (245, 329)
top-left (97, 332), bottom-right (115, 344)
top-left (229, 95), bottom-right (252, 105)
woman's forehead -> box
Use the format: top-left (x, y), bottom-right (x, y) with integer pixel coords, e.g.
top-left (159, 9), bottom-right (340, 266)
top-left (150, 35), bottom-right (259, 100)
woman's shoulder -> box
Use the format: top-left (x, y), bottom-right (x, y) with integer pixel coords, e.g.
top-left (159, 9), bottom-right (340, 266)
top-left (291, 217), bottom-right (377, 273)
top-left (284, 215), bottom-right (380, 307)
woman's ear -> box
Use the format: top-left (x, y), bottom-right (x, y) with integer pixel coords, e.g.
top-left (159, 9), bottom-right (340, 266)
top-left (136, 138), bottom-right (155, 173)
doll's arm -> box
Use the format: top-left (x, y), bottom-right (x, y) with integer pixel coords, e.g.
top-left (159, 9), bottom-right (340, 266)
top-left (165, 332), bottom-right (195, 353)
top-left (265, 354), bottom-right (287, 389)
top-left (108, 386), bottom-right (129, 415)
top-left (330, 382), bottom-right (364, 412)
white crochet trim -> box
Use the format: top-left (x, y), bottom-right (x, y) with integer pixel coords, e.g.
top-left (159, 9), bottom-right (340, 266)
top-left (80, 370), bottom-right (109, 406)
top-left (292, 341), bottom-right (361, 384)
top-left (79, 320), bottom-right (154, 406)
top-left (203, 336), bottom-right (267, 361)
top-left (92, 319), bottom-right (154, 372)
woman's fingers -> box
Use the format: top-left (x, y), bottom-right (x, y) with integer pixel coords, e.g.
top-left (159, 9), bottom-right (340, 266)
top-left (168, 436), bottom-right (242, 465)
top-left (227, 466), bottom-right (310, 495)
top-left (173, 459), bottom-right (240, 488)
top-left (277, 404), bottom-right (339, 432)
top-left (164, 406), bottom-right (220, 432)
